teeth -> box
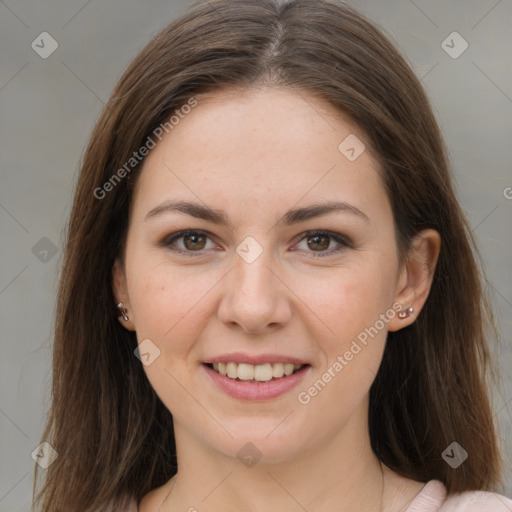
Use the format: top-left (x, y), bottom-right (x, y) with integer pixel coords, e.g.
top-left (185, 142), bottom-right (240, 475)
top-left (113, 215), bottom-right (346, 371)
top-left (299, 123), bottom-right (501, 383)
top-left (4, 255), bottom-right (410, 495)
top-left (210, 362), bottom-right (305, 381)
top-left (254, 363), bottom-right (273, 381)
top-left (237, 363), bottom-right (254, 380)
top-left (283, 363), bottom-right (294, 376)
top-left (272, 362), bottom-right (285, 378)
top-left (226, 362), bottom-right (238, 379)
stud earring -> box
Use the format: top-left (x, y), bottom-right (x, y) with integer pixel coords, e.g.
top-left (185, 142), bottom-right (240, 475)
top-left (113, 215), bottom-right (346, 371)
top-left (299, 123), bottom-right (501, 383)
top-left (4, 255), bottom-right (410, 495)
top-left (117, 302), bottom-right (129, 321)
top-left (398, 306), bottom-right (414, 319)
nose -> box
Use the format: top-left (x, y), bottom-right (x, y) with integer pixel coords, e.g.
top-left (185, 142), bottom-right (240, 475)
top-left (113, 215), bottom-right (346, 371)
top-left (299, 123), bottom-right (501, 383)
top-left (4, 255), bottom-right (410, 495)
top-left (217, 249), bottom-right (292, 335)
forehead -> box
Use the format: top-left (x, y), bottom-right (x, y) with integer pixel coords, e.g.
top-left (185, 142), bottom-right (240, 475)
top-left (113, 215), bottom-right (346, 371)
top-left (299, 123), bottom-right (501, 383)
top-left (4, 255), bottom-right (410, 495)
top-left (131, 86), bottom-right (389, 220)
top-left (160, 86), bottom-right (370, 162)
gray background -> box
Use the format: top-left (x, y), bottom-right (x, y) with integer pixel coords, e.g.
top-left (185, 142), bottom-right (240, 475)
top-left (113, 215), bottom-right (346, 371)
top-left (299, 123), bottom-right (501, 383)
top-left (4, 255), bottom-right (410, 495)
top-left (0, 0), bottom-right (511, 510)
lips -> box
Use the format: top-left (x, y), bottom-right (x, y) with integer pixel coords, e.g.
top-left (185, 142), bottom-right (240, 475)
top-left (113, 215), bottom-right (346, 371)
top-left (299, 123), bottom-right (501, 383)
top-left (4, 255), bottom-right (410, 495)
top-left (202, 353), bottom-right (311, 401)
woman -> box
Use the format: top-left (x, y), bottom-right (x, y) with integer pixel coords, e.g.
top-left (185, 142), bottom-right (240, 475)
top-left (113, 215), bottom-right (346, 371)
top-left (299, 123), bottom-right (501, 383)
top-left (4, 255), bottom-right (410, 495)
top-left (33, 0), bottom-right (512, 511)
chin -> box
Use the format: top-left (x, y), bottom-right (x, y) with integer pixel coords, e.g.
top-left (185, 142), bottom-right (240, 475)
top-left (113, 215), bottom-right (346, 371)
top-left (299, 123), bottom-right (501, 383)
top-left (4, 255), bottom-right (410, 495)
top-left (197, 418), bottom-right (318, 466)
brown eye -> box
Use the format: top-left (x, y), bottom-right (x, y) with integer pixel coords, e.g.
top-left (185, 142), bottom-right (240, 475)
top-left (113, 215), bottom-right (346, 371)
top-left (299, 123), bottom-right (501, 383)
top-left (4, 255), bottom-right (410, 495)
top-left (307, 234), bottom-right (331, 252)
top-left (163, 230), bottom-right (216, 255)
top-left (182, 232), bottom-right (207, 251)
top-left (294, 230), bottom-right (351, 258)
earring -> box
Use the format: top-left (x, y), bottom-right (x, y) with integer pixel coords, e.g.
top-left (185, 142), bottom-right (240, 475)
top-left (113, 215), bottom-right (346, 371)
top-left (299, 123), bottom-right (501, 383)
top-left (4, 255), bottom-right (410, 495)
top-left (398, 306), bottom-right (414, 319)
top-left (117, 302), bottom-right (129, 321)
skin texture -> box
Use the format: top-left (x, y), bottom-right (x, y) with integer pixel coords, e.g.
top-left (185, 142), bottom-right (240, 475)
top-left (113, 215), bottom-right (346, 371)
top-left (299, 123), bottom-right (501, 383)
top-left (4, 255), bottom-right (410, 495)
top-left (113, 86), bottom-right (441, 512)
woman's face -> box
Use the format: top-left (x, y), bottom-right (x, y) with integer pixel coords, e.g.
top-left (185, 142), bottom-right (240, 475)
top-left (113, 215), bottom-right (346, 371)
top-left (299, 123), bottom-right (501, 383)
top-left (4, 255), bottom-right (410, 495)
top-left (114, 87), bottom-right (430, 463)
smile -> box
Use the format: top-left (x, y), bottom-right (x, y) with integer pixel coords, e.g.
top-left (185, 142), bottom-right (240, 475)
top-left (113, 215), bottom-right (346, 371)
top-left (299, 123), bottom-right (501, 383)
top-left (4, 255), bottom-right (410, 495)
top-left (202, 362), bottom-right (311, 401)
top-left (207, 362), bottom-right (306, 382)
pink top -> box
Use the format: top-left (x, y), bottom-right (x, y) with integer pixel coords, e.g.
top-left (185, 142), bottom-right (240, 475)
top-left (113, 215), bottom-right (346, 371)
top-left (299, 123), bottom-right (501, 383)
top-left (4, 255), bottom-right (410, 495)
top-left (404, 480), bottom-right (512, 511)
top-left (124, 480), bottom-right (512, 511)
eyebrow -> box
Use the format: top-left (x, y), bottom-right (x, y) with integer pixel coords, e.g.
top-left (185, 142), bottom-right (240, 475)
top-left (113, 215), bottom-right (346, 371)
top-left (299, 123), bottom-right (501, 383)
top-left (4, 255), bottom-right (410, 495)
top-left (144, 200), bottom-right (369, 227)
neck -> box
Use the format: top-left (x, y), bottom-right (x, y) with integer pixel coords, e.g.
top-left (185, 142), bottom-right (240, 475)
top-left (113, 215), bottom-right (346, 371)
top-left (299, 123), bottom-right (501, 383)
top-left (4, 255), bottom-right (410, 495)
top-left (162, 405), bottom-right (386, 512)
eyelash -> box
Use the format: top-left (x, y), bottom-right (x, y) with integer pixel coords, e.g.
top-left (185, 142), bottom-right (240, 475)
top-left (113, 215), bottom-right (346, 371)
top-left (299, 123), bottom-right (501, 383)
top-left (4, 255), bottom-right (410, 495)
top-left (161, 229), bottom-right (352, 258)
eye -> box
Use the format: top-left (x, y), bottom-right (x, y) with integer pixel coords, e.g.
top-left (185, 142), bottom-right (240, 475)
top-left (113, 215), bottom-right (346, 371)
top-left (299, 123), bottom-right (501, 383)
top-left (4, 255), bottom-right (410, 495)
top-left (293, 230), bottom-right (351, 257)
top-left (162, 229), bottom-right (217, 255)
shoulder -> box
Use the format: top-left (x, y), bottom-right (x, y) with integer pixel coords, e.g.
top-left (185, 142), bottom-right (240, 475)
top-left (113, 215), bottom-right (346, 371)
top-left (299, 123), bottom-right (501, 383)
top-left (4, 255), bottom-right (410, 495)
top-left (405, 480), bottom-right (512, 512)
top-left (439, 488), bottom-right (512, 511)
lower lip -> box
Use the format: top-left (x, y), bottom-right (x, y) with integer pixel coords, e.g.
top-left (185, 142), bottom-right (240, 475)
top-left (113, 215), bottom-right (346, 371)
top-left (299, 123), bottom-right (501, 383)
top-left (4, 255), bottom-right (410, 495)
top-left (202, 364), bottom-right (310, 401)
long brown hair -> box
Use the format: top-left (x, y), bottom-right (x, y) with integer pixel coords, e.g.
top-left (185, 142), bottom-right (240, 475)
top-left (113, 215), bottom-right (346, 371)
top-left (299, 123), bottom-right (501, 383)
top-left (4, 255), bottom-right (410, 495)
top-left (33, 0), bottom-right (504, 510)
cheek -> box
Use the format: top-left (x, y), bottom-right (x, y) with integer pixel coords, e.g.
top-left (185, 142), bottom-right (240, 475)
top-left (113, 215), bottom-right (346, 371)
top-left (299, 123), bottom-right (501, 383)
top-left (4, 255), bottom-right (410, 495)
top-left (127, 264), bottom-right (220, 412)
top-left (129, 262), bottom-right (224, 359)
top-left (298, 255), bottom-right (398, 403)
top-left (296, 264), bottom-right (393, 417)
top-left (301, 258), bottom-right (397, 339)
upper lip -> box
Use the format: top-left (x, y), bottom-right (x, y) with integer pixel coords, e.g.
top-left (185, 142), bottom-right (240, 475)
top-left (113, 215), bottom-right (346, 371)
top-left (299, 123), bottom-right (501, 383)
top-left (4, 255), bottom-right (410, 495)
top-left (204, 352), bottom-right (310, 366)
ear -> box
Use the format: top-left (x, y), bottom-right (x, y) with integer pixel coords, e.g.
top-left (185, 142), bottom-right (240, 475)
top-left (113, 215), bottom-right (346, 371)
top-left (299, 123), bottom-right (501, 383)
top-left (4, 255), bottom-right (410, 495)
top-left (112, 258), bottom-right (136, 331)
top-left (388, 229), bottom-right (441, 332)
